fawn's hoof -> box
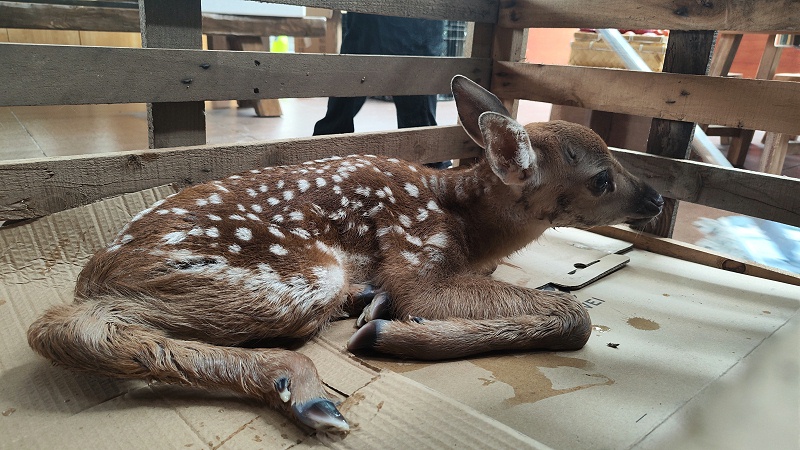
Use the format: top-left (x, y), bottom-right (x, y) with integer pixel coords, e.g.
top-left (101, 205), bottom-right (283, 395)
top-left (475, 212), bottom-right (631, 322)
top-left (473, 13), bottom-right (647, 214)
top-left (347, 319), bottom-right (388, 351)
top-left (355, 292), bottom-right (391, 328)
top-left (292, 398), bottom-right (350, 432)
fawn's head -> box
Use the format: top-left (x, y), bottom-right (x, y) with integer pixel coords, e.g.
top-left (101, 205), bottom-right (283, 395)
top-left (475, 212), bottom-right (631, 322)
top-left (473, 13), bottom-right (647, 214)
top-left (452, 75), bottom-right (663, 229)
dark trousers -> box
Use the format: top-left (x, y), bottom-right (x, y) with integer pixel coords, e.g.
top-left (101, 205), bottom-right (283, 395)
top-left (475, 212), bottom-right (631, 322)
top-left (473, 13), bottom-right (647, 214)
top-left (313, 95), bottom-right (438, 136)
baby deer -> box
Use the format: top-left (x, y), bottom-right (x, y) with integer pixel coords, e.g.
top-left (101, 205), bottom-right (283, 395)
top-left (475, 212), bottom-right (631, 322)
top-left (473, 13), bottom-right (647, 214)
top-left (28, 76), bottom-right (662, 433)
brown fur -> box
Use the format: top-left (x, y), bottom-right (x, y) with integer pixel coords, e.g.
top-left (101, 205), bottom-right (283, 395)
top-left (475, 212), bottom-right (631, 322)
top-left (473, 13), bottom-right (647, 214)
top-left (27, 76), bottom-right (662, 432)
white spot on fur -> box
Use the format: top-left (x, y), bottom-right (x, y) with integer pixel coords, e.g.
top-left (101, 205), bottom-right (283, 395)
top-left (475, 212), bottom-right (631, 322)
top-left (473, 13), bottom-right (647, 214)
top-left (246, 213), bottom-right (261, 221)
top-left (387, 158), bottom-right (400, 163)
top-left (237, 204), bottom-right (246, 212)
top-left (283, 190), bottom-right (295, 201)
top-left (332, 174), bottom-right (343, 183)
top-left (162, 231), bottom-right (187, 245)
top-left (315, 177), bottom-right (327, 187)
top-left (272, 214), bottom-right (284, 223)
top-left (246, 188), bottom-right (257, 198)
top-left (208, 214), bottom-right (222, 221)
top-left (228, 244), bottom-right (241, 254)
top-left (333, 186), bottom-right (342, 195)
top-left (187, 227), bottom-right (204, 237)
top-left (401, 250), bottom-right (421, 266)
top-left (398, 215), bottom-right (412, 228)
top-left (108, 244), bottom-right (121, 252)
top-left (230, 215), bottom-right (246, 221)
top-left (270, 244), bottom-right (288, 255)
top-left (267, 197), bottom-right (280, 206)
top-left (121, 234), bottom-right (134, 244)
top-left (196, 198), bottom-right (208, 207)
top-left (368, 203), bottom-right (384, 217)
top-left (259, 184), bottom-right (269, 193)
top-left (250, 169), bottom-right (261, 174)
top-left (209, 193), bottom-right (223, 204)
top-left (406, 234), bottom-right (423, 246)
top-left (235, 227), bottom-right (253, 241)
top-left (354, 186), bottom-right (371, 197)
top-left (277, 180), bottom-right (285, 189)
top-left (425, 232), bottom-right (449, 248)
top-left (427, 200), bottom-right (441, 212)
top-left (229, 175), bottom-right (242, 180)
top-left (409, 165), bottom-right (418, 172)
top-left (290, 228), bottom-right (311, 239)
top-left (404, 183), bottom-right (420, 197)
top-left (357, 224), bottom-right (370, 236)
top-left (297, 179), bottom-right (310, 192)
top-left (340, 197), bottom-right (350, 207)
top-left (206, 227), bottom-right (219, 238)
top-left (289, 211), bottom-right (304, 221)
top-left (156, 209), bottom-right (170, 215)
top-left (268, 226), bottom-right (285, 239)
top-left (417, 208), bottom-right (429, 222)
top-left (251, 204), bottom-right (263, 213)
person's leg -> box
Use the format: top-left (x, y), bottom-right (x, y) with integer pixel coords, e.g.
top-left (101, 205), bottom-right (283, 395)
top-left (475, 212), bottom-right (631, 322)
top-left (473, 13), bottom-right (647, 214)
top-left (393, 95), bottom-right (451, 169)
top-left (392, 94), bottom-right (438, 128)
top-left (312, 96), bottom-right (368, 135)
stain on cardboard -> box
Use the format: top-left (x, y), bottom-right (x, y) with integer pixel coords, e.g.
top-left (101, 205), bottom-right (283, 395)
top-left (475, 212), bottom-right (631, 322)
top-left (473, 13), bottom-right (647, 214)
top-left (592, 325), bottom-right (610, 335)
top-left (372, 360), bottom-right (433, 374)
top-left (338, 392), bottom-right (366, 414)
top-left (2, 407), bottom-right (16, 417)
top-left (627, 317), bottom-right (660, 330)
top-left (0, 299), bottom-right (6, 306)
top-left (470, 354), bottom-right (614, 406)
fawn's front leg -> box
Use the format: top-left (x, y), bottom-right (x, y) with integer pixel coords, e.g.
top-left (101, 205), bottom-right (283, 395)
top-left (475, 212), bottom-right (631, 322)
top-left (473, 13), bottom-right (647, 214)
top-left (348, 275), bottom-right (591, 360)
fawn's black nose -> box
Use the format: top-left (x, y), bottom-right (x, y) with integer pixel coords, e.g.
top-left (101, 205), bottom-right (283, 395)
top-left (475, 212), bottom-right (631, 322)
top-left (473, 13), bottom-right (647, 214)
top-left (639, 185), bottom-right (664, 215)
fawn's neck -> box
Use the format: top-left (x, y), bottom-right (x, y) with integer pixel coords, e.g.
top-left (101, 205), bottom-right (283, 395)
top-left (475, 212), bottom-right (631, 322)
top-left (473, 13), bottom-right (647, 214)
top-left (428, 161), bottom-right (552, 265)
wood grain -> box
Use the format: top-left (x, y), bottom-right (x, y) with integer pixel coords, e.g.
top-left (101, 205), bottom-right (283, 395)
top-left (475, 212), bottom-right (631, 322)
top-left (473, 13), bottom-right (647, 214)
top-left (609, 148), bottom-right (800, 228)
top-left (0, 44), bottom-right (491, 106)
top-left (499, 0), bottom-right (800, 32)
top-left (0, 2), bottom-right (326, 37)
top-left (592, 225), bottom-right (800, 287)
top-left (139, 0), bottom-right (205, 149)
top-left (491, 62), bottom-right (800, 135)
top-left (640, 30), bottom-right (716, 238)
top-left (250, 0), bottom-right (498, 23)
top-left (0, 126), bottom-right (481, 221)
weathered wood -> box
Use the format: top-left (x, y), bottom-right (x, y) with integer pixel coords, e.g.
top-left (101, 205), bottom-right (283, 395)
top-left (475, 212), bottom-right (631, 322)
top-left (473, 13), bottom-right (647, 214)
top-left (609, 147), bottom-right (800, 228)
top-left (0, 2), bottom-right (326, 37)
top-left (708, 33), bottom-right (742, 77)
top-left (760, 133), bottom-right (791, 174)
top-left (251, 0), bottom-right (498, 23)
top-left (592, 226), bottom-right (800, 287)
top-left (0, 126), bottom-right (481, 221)
top-left (139, 0), bottom-right (205, 149)
top-left (499, 0), bottom-right (800, 32)
top-left (491, 62), bottom-right (800, 135)
top-left (0, 43), bottom-right (491, 106)
top-left (641, 30), bottom-right (716, 238)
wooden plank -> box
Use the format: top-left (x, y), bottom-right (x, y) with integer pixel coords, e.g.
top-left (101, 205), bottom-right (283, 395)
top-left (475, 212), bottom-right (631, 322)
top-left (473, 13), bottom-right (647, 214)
top-left (760, 133), bottom-right (791, 174)
top-left (0, 44), bottom-right (491, 106)
top-left (229, 36), bottom-right (283, 118)
top-left (0, 2), bottom-right (326, 37)
top-left (139, 0), bottom-right (204, 149)
top-left (250, 0), bottom-right (498, 23)
top-left (640, 30), bottom-right (716, 238)
top-left (491, 62), bottom-right (800, 135)
top-left (609, 147), bottom-right (800, 228)
top-left (592, 226), bottom-right (800, 287)
top-left (0, 126), bottom-right (480, 221)
top-left (498, 0), bottom-right (800, 32)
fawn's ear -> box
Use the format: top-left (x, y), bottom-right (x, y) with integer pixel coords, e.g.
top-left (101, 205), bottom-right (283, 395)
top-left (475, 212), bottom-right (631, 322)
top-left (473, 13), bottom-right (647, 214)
top-left (451, 75), bottom-right (510, 147)
top-left (478, 112), bottom-right (539, 186)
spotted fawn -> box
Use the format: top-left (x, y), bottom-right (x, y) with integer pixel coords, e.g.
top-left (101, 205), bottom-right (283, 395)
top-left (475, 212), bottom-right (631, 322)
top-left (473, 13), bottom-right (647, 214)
top-left (28, 75), bottom-right (663, 433)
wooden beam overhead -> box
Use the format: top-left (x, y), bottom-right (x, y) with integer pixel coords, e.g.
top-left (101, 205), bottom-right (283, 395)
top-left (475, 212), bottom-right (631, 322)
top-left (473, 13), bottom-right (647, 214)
top-left (498, 0), bottom-right (800, 33)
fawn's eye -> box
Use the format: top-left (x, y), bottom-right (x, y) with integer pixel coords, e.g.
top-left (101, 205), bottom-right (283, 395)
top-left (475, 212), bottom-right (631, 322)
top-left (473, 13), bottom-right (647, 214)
top-left (590, 170), bottom-right (614, 195)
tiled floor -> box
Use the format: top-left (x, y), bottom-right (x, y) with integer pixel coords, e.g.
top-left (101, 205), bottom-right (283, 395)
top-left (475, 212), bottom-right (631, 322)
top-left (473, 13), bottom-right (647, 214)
top-left (1, 98), bottom-right (798, 251)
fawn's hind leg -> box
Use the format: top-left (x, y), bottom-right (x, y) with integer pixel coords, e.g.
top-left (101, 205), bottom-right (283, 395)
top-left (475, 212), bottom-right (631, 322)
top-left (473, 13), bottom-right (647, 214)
top-left (348, 275), bottom-right (591, 360)
top-left (28, 300), bottom-right (349, 431)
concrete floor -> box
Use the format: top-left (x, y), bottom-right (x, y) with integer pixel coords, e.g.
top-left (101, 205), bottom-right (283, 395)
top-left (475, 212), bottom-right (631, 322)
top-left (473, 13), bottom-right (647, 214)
top-left (1, 97), bottom-right (797, 248)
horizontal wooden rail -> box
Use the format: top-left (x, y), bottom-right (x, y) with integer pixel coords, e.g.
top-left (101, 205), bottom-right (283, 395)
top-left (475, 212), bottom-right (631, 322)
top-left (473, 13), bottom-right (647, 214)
top-left (493, 62), bottom-right (800, 135)
top-left (592, 226), bottom-right (800, 287)
top-left (610, 148), bottom-right (800, 228)
top-left (0, 126), bottom-right (481, 221)
top-left (499, 0), bottom-right (800, 32)
top-left (0, 43), bottom-right (491, 107)
top-left (252, 0), bottom-right (499, 23)
top-left (0, 2), bottom-right (327, 37)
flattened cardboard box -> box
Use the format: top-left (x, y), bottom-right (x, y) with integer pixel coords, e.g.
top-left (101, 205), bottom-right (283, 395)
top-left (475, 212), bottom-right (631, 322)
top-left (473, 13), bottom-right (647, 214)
top-left (2, 188), bottom-right (798, 449)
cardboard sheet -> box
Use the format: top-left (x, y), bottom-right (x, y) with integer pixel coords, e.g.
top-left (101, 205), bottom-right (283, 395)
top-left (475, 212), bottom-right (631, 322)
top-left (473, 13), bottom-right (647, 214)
top-left (2, 187), bottom-right (798, 449)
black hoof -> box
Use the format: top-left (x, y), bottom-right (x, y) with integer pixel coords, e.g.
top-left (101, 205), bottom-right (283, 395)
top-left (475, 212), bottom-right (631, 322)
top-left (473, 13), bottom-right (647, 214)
top-left (292, 398), bottom-right (349, 432)
top-left (347, 319), bottom-right (388, 352)
top-left (355, 292), bottom-right (391, 328)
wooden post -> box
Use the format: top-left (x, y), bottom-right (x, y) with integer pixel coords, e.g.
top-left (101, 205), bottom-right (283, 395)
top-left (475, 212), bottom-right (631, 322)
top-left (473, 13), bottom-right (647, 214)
top-left (139, 0), bottom-right (206, 148)
top-left (637, 30), bottom-right (716, 238)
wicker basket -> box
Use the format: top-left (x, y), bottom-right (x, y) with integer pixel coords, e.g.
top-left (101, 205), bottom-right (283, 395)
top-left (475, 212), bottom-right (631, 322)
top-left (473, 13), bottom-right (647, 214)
top-left (568, 31), bottom-right (667, 72)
